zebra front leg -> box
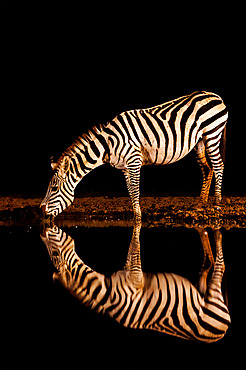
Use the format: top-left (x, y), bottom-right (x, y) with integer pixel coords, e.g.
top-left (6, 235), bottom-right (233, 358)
top-left (124, 218), bottom-right (143, 289)
top-left (123, 161), bottom-right (142, 222)
top-left (124, 217), bottom-right (142, 270)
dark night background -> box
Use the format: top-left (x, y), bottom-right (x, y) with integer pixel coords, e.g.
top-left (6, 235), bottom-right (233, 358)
top-left (2, 9), bottom-right (245, 198)
top-left (2, 7), bottom-right (245, 367)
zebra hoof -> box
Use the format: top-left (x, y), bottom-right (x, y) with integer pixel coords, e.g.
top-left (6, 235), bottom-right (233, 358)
top-left (193, 201), bottom-right (205, 211)
top-left (214, 200), bottom-right (222, 211)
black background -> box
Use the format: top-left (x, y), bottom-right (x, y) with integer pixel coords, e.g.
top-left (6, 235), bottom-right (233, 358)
top-left (2, 7), bottom-right (245, 367)
top-left (2, 8), bottom-right (245, 197)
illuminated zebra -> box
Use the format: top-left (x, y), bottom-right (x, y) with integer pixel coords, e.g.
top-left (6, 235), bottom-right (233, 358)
top-left (40, 91), bottom-right (228, 218)
top-left (41, 223), bottom-right (230, 343)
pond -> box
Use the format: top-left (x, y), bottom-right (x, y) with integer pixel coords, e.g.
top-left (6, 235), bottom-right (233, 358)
top-left (4, 216), bottom-right (245, 366)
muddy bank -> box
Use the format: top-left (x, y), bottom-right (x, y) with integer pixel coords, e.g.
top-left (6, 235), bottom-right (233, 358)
top-left (0, 196), bottom-right (245, 228)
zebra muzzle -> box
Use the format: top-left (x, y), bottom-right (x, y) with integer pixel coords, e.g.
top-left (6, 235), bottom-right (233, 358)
top-left (40, 204), bottom-right (47, 216)
top-left (40, 206), bottom-right (55, 228)
top-left (40, 204), bottom-right (54, 221)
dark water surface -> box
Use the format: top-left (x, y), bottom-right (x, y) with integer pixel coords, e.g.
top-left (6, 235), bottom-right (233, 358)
top-left (4, 223), bottom-right (245, 366)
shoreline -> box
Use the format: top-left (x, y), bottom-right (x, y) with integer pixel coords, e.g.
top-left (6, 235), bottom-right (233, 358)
top-left (0, 196), bottom-right (245, 228)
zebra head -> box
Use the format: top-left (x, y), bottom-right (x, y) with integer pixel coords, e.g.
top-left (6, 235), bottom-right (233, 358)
top-left (40, 155), bottom-right (75, 217)
top-left (41, 225), bottom-right (76, 286)
top-left (41, 225), bottom-right (64, 265)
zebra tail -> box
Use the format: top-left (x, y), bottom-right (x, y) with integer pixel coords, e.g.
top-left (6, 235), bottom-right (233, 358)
top-left (221, 125), bottom-right (227, 164)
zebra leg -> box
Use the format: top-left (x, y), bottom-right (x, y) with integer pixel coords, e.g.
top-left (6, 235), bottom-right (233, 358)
top-left (196, 228), bottom-right (214, 296)
top-left (124, 218), bottom-right (143, 289)
top-left (124, 218), bottom-right (142, 269)
top-left (204, 229), bottom-right (230, 335)
top-left (204, 139), bottom-right (224, 209)
top-left (123, 161), bottom-right (142, 221)
top-left (194, 140), bottom-right (213, 208)
top-left (206, 229), bottom-right (225, 298)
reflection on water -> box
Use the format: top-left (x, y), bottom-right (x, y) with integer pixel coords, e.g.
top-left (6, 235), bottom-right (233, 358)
top-left (41, 221), bottom-right (230, 343)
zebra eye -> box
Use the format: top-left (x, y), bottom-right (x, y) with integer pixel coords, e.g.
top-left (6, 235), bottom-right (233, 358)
top-left (51, 185), bottom-right (58, 192)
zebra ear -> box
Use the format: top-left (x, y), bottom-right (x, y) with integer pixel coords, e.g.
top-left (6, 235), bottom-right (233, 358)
top-left (50, 156), bottom-right (58, 171)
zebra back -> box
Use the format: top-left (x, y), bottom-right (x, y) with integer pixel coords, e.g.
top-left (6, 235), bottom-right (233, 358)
top-left (104, 91), bottom-right (227, 167)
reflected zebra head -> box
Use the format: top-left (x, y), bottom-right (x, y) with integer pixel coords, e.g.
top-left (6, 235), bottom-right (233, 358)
top-left (41, 225), bottom-right (67, 257)
top-left (40, 155), bottom-right (75, 217)
top-left (41, 225), bottom-right (75, 285)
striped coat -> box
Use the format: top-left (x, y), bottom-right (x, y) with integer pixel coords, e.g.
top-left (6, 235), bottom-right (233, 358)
top-left (41, 91), bottom-right (228, 218)
top-left (41, 224), bottom-right (230, 343)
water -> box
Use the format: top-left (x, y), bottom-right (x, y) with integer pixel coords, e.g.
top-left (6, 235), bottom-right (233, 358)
top-left (4, 222), bottom-right (245, 365)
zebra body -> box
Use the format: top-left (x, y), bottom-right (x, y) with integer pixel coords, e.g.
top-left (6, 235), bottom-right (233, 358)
top-left (108, 91), bottom-right (226, 167)
top-left (105, 271), bottom-right (229, 341)
top-left (41, 225), bottom-right (230, 343)
top-left (41, 91), bottom-right (228, 218)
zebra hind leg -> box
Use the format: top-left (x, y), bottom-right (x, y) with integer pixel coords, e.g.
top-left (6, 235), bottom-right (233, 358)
top-left (194, 140), bottom-right (213, 209)
top-left (204, 138), bottom-right (225, 210)
top-left (196, 228), bottom-right (214, 296)
top-left (206, 229), bottom-right (225, 298)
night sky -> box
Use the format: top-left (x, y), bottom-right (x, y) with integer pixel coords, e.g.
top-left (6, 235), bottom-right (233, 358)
top-left (2, 16), bottom-right (244, 198)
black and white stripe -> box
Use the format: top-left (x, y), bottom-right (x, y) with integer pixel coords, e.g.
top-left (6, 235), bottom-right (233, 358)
top-left (41, 225), bottom-right (230, 343)
top-left (41, 91), bottom-right (228, 217)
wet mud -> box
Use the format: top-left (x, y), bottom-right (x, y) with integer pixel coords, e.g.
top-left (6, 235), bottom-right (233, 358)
top-left (0, 196), bottom-right (245, 228)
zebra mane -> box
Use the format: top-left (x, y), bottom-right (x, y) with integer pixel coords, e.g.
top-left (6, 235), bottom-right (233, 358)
top-left (54, 123), bottom-right (107, 171)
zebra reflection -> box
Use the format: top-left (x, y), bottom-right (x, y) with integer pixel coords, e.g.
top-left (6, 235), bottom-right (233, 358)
top-left (41, 223), bottom-right (230, 343)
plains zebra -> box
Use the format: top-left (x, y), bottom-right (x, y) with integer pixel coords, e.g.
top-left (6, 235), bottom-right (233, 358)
top-left (40, 91), bottom-right (228, 219)
top-left (41, 223), bottom-right (230, 343)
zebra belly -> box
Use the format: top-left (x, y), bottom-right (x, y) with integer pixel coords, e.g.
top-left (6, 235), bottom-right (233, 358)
top-left (141, 141), bottom-right (196, 166)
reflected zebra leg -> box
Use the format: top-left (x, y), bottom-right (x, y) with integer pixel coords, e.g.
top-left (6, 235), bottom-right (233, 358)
top-left (194, 140), bottom-right (213, 208)
top-left (207, 229), bottom-right (225, 296)
top-left (124, 219), bottom-right (142, 269)
top-left (196, 228), bottom-right (214, 296)
top-left (123, 219), bottom-right (143, 289)
top-left (202, 229), bottom-right (230, 335)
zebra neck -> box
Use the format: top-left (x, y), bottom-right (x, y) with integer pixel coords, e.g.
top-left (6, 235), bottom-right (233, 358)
top-left (67, 126), bottom-right (109, 182)
top-left (56, 249), bottom-right (107, 310)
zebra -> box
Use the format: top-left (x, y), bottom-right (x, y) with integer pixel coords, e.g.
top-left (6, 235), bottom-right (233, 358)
top-left (41, 223), bottom-right (230, 343)
top-left (40, 91), bottom-right (228, 219)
